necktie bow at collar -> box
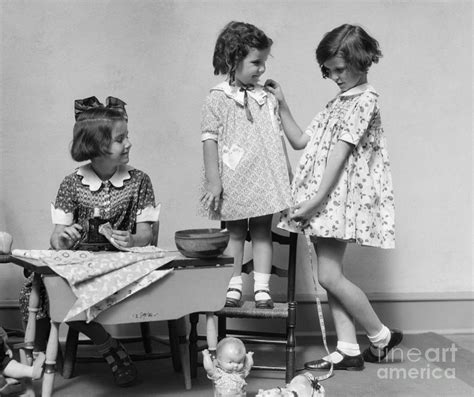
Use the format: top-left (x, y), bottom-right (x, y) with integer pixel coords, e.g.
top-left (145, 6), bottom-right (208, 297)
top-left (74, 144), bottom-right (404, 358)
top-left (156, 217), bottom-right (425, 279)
top-left (74, 96), bottom-right (128, 121)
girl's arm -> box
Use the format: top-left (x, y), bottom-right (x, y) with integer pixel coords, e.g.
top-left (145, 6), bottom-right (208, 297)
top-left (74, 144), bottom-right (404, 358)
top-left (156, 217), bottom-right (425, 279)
top-left (265, 79), bottom-right (310, 150)
top-left (50, 224), bottom-right (83, 250)
top-left (291, 140), bottom-right (353, 223)
top-left (201, 140), bottom-right (222, 211)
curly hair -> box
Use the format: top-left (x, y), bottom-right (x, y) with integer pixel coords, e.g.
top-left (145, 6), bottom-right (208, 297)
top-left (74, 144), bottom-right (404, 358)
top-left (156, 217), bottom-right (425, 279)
top-left (70, 107), bottom-right (126, 162)
top-left (316, 24), bottom-right (382, 78)
top-left (213, 21), bottom-right (273, 80)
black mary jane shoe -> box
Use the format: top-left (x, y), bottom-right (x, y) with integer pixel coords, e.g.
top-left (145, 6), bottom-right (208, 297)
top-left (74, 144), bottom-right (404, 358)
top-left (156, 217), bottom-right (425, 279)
top-left (225, 288), bottom-right (242, 308)
top-left (304, 350), bottom-right (365, 371)
top-left (254, 289), bottom-right (274, 309)
top-left (363, 329), bottom-right (403, 363)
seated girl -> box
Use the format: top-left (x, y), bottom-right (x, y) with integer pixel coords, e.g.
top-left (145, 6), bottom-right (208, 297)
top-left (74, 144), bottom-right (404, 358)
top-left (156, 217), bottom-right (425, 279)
top-left (19, 96), bottom-right (160, 387)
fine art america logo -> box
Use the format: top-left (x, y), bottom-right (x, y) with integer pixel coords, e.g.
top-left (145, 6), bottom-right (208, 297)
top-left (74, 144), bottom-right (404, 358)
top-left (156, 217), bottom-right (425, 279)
top-left (377, 344), bottom-right (458, 380)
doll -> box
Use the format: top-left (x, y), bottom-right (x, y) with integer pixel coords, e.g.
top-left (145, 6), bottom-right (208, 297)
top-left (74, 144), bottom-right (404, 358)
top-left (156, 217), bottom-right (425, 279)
top-left (256, 372), bottom-right (325, 397)
top-left (203, 337), bottom-right (254, 397)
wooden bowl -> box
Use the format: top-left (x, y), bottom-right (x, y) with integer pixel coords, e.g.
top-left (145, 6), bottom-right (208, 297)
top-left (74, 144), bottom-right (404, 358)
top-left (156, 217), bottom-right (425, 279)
top-left (175, 228), bottom-right (230, 258)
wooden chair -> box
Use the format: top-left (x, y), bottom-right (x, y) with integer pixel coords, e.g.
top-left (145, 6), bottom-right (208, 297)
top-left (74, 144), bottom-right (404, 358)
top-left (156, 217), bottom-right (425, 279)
top-left (189, 223), bottom-right (298, 383)
top-left (62, 221), bottom-right (182, 378)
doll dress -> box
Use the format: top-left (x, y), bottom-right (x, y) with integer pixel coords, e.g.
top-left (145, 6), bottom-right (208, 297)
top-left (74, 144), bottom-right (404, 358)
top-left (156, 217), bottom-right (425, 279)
top-left (200, 82), bottom-right (292, 221)
top-left (278, 84), bottom-right (395, 249)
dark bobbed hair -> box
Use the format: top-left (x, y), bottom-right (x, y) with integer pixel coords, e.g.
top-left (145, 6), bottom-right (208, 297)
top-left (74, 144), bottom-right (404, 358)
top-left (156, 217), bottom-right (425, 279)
top-left (213, 21), bottom-right (273, 80)
top-left (70, 107), bottom-right (126, 162)
top-left (316, 24), bottom-right (382, 78)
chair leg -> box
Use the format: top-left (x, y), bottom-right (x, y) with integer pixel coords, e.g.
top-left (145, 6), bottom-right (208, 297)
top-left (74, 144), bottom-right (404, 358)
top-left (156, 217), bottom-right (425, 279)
top-left (188, 313), bottom-right (199, 378)
top-left (217, 316), bottom-right (227, 340)
top-left (62, 327), bottom-right (79, 379)
top-left (286, 301), bottom-right (297, 383)
top-left (140, 322), bottom-right (153, 354)
top-left (168, 320), bottom-right (181, 372)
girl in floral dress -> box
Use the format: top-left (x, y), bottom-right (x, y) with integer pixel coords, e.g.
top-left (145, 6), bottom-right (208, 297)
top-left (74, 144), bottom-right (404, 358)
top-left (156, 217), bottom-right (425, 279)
top-left (19, 97), bottom-right (160, 386)
top-left (267, 24), bottom-right (402, 370)
top-left (200, 21), bottom-right (292, 309)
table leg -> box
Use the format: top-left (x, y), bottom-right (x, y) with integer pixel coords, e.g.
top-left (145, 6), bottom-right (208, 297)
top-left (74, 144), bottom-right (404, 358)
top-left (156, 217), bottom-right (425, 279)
top-left (19, 273), bottom-right (42, 397)
top-left (176, 317), bottom-right (191, 390)
top-left (41, 321), bottom-right (59, 397)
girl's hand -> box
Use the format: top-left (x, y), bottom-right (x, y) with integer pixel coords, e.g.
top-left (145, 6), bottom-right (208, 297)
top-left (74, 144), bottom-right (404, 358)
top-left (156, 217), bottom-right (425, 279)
top-left (264, 79), bottom-right (285, 104)
top-left (201, 181), bottom-right (222, 211)
top-left (111, 229), bottom-right (134, 247)
top-left (289, 199), bottom-right (321, 226)
top-left (58, 224), bottom-right (83, 249)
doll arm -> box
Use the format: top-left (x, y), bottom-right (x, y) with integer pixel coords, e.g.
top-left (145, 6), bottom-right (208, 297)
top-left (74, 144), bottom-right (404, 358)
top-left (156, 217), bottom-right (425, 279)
top-left (265, 79), bottom-right (309, 150)
top-left (202, 349), bottom-right (217, 377)
top-left (290, 140), bottom-right (353, 224)
top-left (243, 351), bottom-right (254, 376)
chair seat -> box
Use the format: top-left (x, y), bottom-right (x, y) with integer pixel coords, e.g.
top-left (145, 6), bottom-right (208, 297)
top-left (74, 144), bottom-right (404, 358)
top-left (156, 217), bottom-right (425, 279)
top-left (216, 301), bottom-right (289, 319)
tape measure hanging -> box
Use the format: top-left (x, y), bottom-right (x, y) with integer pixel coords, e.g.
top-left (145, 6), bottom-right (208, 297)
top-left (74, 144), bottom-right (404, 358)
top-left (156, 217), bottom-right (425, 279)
top-left (304, 232), bottom-right (333, 381)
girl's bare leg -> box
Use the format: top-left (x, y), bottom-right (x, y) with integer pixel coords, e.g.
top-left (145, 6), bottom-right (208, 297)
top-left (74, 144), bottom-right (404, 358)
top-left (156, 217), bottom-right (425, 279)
top-left (315, 237), bottom-right (382, 336)
top-left (225, 219), bottom-right (248, 305)
top-left (249, 214), bottom-right (273, 304)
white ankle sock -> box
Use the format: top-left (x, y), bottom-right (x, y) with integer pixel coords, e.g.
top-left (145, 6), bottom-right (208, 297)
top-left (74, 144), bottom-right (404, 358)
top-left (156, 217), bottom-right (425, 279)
top-left (254, 271), bottom-right (271, 301)
top-left (337, 341), bottom-right (361, 356)
top-left (322, 341), bottom-right (360, 363)
top-left (368, 325), bottom-right (391, 348)
top-left (227, 276), bottom-right (243, 300)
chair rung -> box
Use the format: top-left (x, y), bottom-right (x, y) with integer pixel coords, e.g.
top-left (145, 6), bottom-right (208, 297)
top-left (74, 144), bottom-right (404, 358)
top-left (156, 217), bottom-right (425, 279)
top-left (76, 352), bottom-right (173, 363)
top-left (249, 365), bottom-right (286, 372)
top-left (235, 337), bottom-right (286, 345)
top-left (224, 329), bottom-right (287, 340)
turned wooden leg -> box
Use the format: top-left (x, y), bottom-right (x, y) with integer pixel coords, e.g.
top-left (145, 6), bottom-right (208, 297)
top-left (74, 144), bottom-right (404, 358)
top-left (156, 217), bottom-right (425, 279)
top-left (205, 313), bottom-right (217, 352)
top-left (41, 321), bottom-right (59, 397)
top-left (176, 317), bottom-right (191, 390)
top-left (188, 313), bottom-right (199, 378)
top-left (19, 273), bottom-right (42, 397)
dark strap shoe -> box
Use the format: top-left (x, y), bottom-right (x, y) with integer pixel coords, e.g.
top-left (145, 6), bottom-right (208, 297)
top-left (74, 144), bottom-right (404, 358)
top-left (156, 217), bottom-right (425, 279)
top-left (225, 288), bottom-right (242, 307)
top-left (304, 349), bottom-right (364, 371)
top-left (254, 289), bottom-right (274, 309)
top-left (363, 329), bottom-right (403, 363)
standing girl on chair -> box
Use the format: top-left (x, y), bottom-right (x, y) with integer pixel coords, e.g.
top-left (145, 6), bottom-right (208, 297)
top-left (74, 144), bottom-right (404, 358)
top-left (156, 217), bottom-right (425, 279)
top-left (19, 97), bottom-right (160, 386)
top-left (200, 21), bottom-right (292, 310)
top-left (267, 24), bottom-right (402, 370)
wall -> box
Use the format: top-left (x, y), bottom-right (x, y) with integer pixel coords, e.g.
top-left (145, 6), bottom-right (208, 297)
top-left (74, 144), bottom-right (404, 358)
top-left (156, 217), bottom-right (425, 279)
top-left (0, 0), bottom-right (472, 329)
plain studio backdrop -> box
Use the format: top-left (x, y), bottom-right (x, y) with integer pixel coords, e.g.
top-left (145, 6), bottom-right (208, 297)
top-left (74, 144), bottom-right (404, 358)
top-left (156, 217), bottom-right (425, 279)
top-left (0, 0), bottom-right (472, 332)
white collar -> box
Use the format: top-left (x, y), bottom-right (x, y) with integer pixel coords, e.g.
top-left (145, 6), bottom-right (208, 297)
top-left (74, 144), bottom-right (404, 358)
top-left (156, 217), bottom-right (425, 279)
top-left (76, 163), bottom-right (134, 192)
top-left (339, 83), bottom-right (378, 97)
top-left (211, 81), bottom-right (268, 106)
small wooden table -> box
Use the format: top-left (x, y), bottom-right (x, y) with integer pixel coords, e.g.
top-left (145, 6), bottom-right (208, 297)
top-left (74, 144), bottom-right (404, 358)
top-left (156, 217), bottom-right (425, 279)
top-left (1, 252), bottom-right (233, 397)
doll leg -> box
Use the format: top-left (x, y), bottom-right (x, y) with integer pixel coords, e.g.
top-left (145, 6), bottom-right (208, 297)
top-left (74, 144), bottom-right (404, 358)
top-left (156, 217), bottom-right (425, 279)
top-left (249, 214), bottom-right (273, 309)
top-left (67, 321), bottom-right (137, 387)
top-left (2, 353), bottom-right (45, 380)
top-left (224, 219), bottom-right (248, 307)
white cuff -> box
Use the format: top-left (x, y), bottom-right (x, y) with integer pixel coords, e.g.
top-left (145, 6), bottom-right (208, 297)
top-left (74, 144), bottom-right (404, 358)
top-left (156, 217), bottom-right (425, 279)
top-left (51, 203), bottom-right (74, 225)
top-left (136, 203), bottom-right (161, 223)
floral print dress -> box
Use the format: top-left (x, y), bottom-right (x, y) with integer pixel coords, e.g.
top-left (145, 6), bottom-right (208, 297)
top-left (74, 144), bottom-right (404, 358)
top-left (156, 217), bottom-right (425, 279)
top-left (278, 84), bottom-right (395, 249)
top-left (200, 82), bottom-right (292, 221)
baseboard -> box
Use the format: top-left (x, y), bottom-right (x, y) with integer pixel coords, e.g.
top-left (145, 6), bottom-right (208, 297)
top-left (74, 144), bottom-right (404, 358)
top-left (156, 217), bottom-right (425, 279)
top-left (2, 291), bottom-right (473, 337)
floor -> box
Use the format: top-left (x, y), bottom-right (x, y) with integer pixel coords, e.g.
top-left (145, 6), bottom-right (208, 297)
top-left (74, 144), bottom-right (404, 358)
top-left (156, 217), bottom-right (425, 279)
top-left (20, 332), bottom-right (474, 396)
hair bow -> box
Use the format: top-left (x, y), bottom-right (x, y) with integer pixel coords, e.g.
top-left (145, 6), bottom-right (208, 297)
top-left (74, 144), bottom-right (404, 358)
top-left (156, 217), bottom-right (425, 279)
top-left (74, 96), bottom-right (128, 121)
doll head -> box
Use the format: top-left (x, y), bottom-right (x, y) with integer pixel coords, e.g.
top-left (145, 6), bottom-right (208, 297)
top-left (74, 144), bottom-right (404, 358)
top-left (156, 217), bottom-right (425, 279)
top-left (70, 97), bottom-right (128, 162)
top-left (315, 24), bottom-right (382, 79)
top-left (213, 21), bottom-right (273, 84)
top-left (215, 337), bottom-right (247, 373)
